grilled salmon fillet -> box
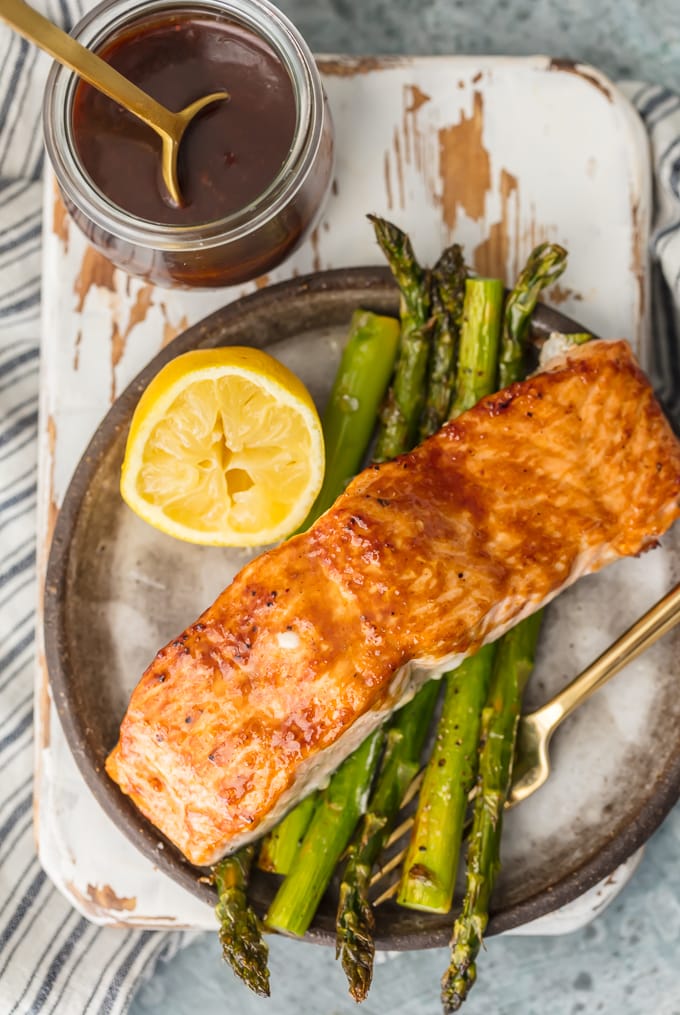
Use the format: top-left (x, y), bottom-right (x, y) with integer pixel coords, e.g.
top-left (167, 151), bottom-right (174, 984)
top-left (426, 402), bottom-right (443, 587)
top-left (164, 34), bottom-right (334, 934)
top-left (106, 339), bottom-right (680, 866)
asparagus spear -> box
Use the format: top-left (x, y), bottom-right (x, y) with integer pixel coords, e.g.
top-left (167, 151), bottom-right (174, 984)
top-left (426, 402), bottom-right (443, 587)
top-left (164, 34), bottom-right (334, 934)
top-left (441, 244), bottom-right (572, 1009)
top-left (448, 278), bottom-right (505, 417)
top-left (419, 243), bottom-right (467, 440)
top-left (213, 846), bottom-right (270, 998)
top-left (334, 231), bottom-right (468, 998)
top-left (497, 242), bottom-right (567, 389)
top-left (336, 681), bottom-right (441, 1000)
top-left (257, 309), bottom-right (401, 876)
top-left (306, 308), bottom-right (402, 520)
top-left (396, 646), bottom-right (496, 913)
top-left (214, 309), bottom-right (400, 993)
top-left (398, 278), bottom-right (504, 914)
top-left (267, 220), bottom-right (440, 945)
top-left (265, 731), bottom-right (384, 936)
top-left (441, 614), bottom-right (543, 1012)
top-left (369, 215), bottom-right (433, 459)
top-left (257, 795), bottom-right (317, 875)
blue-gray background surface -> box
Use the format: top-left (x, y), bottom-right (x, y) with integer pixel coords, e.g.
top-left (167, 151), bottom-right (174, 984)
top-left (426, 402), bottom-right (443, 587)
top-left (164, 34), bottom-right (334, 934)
top-left (131, 2), bottom-right (680, 1012)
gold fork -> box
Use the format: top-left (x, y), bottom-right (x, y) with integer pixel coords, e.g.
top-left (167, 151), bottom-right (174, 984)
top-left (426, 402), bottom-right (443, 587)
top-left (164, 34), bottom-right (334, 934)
top-left (508, 580), bottom-right (680, 806)
top-left (371, 580), bottom-right (680, 903)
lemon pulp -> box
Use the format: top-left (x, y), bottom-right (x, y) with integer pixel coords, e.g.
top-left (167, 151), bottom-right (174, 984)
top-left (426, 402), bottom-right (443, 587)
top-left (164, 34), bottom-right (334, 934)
top-left (120, 347), bottom-right (325, 546)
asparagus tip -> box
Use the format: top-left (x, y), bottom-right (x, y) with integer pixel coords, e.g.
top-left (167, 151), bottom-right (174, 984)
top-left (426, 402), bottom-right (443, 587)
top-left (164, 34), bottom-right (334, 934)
top-left (217, 908), bottom-right (271, 997)
top-left (213, 852), bottom-right (271, 998)
top-left (336, 889), bottom-right (376, 1003)
top-left (441, 956), bottom-right (477, 1013)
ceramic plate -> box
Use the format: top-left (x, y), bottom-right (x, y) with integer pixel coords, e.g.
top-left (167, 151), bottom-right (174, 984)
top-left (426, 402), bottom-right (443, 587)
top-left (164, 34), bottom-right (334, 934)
top-left (44, 267), bottom-right (680, 948)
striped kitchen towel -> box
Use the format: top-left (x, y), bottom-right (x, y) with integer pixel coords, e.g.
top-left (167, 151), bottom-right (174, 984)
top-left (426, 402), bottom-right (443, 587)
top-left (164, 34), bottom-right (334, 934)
top-left (1, 4), bottom-right (679, 1012)
top-left (0, 3), bottom-right (191, 1014)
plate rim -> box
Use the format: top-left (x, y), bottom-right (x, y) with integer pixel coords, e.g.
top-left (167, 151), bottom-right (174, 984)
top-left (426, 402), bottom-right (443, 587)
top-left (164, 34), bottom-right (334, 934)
top-left (43, 265), bottom-right (680, 948)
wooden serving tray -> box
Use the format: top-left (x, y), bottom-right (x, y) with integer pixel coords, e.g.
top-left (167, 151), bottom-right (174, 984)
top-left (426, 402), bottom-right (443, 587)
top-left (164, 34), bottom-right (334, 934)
top-left (36, 55), bottom-right (654, 929)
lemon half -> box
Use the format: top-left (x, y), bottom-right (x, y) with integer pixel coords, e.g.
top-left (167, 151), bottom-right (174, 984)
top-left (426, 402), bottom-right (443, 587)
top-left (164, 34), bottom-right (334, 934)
top-left (120, 347), bottom-right (325, 546)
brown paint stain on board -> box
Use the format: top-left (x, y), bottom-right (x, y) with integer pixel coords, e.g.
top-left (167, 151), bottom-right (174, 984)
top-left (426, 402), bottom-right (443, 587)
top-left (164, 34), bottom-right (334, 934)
top-left (384, 151), bottom-right (394, 211)
top-left (66, 881), bottom-right (137, 918)
top-left (162, 314), bottom-right (190, 348)
top-left (126, 284), bottom-right (154, 336)
top-left (111, 322), bottom-right (126, 371)
top-left (548, 284), bottom-right (584, 305)
top-left (108, 916), bottom-right (187, 928)
top-left (45, 415), bottom-right (59, 554)
top-left (36, 652), bottom-right (52, 752)
top-left (393, 128), bottom-right (405, 209)
top-left (35, 414), bottom-right (59, 769)
top-left (88, 883), bottom-right (137, 911)
top-left (52, 190), bottom-right (69, 252)
top-left (473, 169), bottom-right (519, 279)
top-left (74, 247), bottom-right (116, 313)
top-left (254, 273), bottom-right (270, 290)
top-left (522, 214), bottom-right (550, 257)
top-left (73, 330), bottom-right (82, 372)
top-left (405, 84), bottom-right (430, 116)
top-left (438, 92), bottom-right (491, 231)
top-left (629, 197), bottom-right (645, 335)
top-left (548, 58), bottom-right (612, 102)
top-left (316, 56), bottom-right (400, 77)
top-left (110, 322), bottom-right (125, 402)
top-left (109, 284), bottom-right (155, 399)
top-left (402, 84), bottom-right (431, 178)
top-left (309, 226), bottom-right (322, 272)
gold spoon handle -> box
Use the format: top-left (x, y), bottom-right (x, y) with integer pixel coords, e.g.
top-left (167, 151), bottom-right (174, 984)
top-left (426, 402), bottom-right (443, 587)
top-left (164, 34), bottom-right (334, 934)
top-left (534, 581), bottom-right (680, 733)
top-left (0, 0), bottom-right (176, 139)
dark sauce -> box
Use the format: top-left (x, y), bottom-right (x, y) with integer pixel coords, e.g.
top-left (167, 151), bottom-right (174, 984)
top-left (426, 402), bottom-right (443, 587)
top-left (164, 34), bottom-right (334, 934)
top-left (72, 11), bottom-right (297, 226)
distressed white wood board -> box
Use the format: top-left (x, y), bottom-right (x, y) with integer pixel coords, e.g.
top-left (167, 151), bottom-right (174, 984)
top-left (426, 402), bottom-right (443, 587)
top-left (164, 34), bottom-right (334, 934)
top-left (35, 55), bottom-right (660, 930)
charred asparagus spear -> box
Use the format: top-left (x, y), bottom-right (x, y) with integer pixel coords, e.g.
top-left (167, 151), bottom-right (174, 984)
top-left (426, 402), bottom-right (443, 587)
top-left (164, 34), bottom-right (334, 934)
top-left (213, 846), bottom-right (270, 998)
top-left (265, 731), bottom-right (384, 936)
top-left (214, 309), bottom-right (400, 991)
top-left (334, 237), bottom-right (469, 998)
top-left (396, 646), bottom-right (496, 913)
top-left (336, 681), bottom-right (441, 1000)
top-left (497, 242), bottom-right (567, 388)
top-left (442, 244), bottom-right (572, 1010)
top-left (441, 615), bottom-right (543, 1012)
top-left (398, 278), bottom-right (504, 914)
top-left (256, 309), bottom-right (401, 876)
top-left (419, 243), bottom-right (467, 439)
top-left (369, 215), bottom-right (433, 459)
top-left (267, 220), bottom-right (443, 941)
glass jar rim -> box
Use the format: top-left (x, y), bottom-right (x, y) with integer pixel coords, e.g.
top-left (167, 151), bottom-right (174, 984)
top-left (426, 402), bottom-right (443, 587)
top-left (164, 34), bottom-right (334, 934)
top-left (43, 0), bottom-right (326, 252)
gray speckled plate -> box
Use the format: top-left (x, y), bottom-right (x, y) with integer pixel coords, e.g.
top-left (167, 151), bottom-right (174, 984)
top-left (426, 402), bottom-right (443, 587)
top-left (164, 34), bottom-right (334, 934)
top-left (44, 267), bottom-right (680, 949)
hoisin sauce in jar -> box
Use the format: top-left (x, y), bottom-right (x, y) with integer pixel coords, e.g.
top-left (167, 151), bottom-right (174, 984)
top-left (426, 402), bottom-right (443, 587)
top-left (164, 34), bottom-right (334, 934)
top-left (72, 12), bottom-right (298, 227)
top-left (43, 0), bottom-right (334, 288)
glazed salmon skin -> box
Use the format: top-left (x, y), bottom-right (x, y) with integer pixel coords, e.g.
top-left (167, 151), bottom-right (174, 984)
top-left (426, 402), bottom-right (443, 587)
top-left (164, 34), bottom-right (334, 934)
top-left (106, 340), bottom-right (680, 867)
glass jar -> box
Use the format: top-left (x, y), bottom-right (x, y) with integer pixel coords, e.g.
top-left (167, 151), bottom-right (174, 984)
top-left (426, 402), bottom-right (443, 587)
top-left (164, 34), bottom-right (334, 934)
top-left (43, 0), bottom-right (334, 289)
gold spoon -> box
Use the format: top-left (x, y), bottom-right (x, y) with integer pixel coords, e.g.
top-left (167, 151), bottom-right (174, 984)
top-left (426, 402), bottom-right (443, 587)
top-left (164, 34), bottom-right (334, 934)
top-left (507, 580), bottom-right (680, 807)
top-left (0, 0), bottom-right (230, 205)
